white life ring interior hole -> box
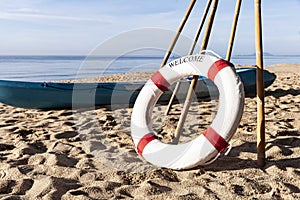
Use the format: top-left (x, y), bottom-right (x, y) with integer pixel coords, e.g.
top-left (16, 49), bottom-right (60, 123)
top-left (151, 81), bottom-right (220, 144)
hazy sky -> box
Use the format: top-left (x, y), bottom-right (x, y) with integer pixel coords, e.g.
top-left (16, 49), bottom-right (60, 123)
top-left (0, 0), bottom-right (299, 55)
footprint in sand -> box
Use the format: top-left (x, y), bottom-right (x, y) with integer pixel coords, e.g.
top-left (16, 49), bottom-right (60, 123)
top-left (0, 180), bottom-right (16, 194)
top-left (0, 143), bottom-right (15, 151)
top-left (54, 131), bottom-right (78, 139)
top-left (11, 179), bottom-right (34, 195)
top-left (45, 153), bottom-right (79, 167)
top-left (26, 176), bottom-right (81, 199)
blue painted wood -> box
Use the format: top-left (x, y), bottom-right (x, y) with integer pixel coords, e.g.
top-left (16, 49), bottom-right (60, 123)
top-left (0, 68), bottom-right (276, 109)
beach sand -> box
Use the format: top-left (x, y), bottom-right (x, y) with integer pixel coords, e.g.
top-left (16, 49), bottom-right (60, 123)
top-left (0, 64), bottom-right (299, 199)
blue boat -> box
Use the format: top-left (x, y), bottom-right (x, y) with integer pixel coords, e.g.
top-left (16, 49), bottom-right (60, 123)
top-left (0, 68), bottom-right (276, 109)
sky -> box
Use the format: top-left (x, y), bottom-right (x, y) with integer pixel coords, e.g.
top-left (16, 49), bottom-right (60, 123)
top-left (0, 0), bottom-right (299, 56)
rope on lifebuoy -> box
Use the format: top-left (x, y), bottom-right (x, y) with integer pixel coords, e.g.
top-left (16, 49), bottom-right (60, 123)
top-left (131, 52), bottom-right (245, 170)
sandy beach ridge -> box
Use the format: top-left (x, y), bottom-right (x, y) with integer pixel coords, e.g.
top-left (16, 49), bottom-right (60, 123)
top-left (0, 64), bottom-right (299, 199)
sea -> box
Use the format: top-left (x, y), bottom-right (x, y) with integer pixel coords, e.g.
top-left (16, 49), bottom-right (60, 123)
top-left (0, 55), bottom-right (299, 81)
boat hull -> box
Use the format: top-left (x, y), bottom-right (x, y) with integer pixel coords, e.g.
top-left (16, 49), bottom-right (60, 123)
top-left (0, 68), bottom-right (276, 109)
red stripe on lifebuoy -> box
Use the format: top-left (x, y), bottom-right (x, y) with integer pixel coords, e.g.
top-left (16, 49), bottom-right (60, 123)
top-left (208, 60), bottom-right (233, 81)
top-left (203, 126), bottom-right (229, 153)
top-left (151, 71), bottom-right (170, 92)
top-left (137, 133), bottom-right (156, 155)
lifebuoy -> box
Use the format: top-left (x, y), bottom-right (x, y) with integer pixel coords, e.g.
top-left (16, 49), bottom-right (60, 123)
top-left (131, 52), bottom-right (245, 170)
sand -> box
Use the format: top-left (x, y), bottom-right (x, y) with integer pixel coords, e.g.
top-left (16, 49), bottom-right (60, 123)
top-left (0, 64), bottom-right (299, 199)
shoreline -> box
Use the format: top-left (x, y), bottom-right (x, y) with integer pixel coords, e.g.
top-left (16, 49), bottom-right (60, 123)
top-left (57, 63), bottom-right (300, 83)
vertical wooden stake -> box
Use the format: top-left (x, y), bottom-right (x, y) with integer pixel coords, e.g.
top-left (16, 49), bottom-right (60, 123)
top-left (254, 0), bottom-right (266, 167)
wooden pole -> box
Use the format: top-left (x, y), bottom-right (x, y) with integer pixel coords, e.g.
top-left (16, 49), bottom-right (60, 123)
top-left (226, 0), bottom-right (242, 61)
top-left (189, 0), bottom-right (213, 55)
top-left (199, 0), bottom-right (219, 51)
top-left (172, 0), bottom-right (219, 144)
top-left (160, 0), bottom-right (197, 68)
top-left (254, 0), bottom-right (266, 167)
top-left (165, 0), bottom-right (213, 115)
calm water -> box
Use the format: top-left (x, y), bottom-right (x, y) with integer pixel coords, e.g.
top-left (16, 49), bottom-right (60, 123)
top-left (0, 55), bottom-right (299, 81)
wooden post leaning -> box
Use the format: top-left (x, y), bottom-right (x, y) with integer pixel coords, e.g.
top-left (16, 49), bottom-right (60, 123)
top-left (226, 0), bottom-right (242, 61)
top-left (254, 0), bottom-right (266, 167)
top-left (172, 0), bottom-right (219, 144)
top-left (160, 0), bottom-right (197, 68)
top-left (165, 0), bottom-right (213, 115)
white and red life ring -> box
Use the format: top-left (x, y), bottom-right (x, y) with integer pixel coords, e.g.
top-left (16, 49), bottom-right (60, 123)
top-left (131, 53), bottom-right (245, 170)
